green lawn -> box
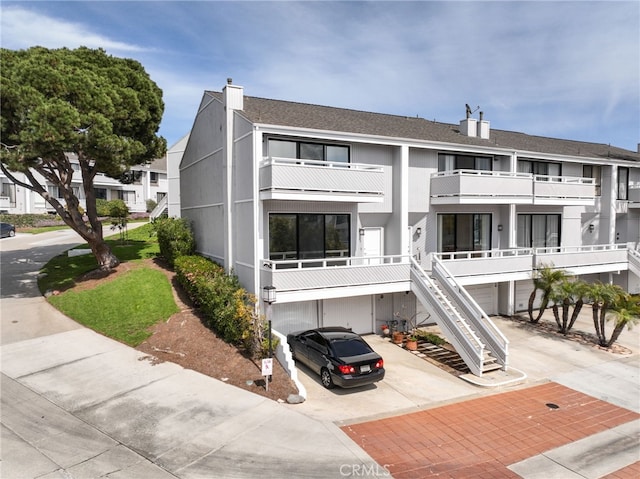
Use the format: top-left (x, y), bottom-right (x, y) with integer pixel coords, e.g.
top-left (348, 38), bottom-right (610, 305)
top-left (39, 222), bottom-right (160, 292)
top-left (41, 221), bottom-right (178, 346)
top-left (48, 267), bottom-right (179, 346)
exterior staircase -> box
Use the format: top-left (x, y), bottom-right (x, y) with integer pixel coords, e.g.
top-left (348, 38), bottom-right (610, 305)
top-left (628, 248), bottom-right (640, 278)
top-left (149, 195), bottom-right (168, 220)
top-left (410, 257), bottom-right (508, 377)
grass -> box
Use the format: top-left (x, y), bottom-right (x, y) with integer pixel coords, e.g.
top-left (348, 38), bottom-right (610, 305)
top-left (38, 222), bottom-right (160, 292)
top-left (48, 267), bottom-right (179, 346)
top-left (40, 221), bottom-right (178, 346)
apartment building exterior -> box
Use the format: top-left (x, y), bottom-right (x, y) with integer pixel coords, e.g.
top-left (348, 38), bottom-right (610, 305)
top-left (0, 154), bottom-right (169, 216)
top-left (178, 81), bottom-right (640, 376)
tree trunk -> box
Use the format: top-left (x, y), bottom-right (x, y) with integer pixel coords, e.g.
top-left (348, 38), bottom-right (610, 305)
top-left (527, 289), bottom-right (537, 322)
top-left (552, 304), bottom-right (561, 329)
top-left (567, 300), bottom-right (583, 332)
top-left (89, 238), bottom-right (120, 270)
top-left (606, 321), bottom-right (627, 348)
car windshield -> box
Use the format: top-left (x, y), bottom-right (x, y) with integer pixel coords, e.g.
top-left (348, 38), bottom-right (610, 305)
top-left (331, 338), bottom-right (372, 357)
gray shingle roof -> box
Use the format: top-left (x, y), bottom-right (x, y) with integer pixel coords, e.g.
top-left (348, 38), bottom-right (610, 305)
top-left (209, 91), bottom-right (639, 162)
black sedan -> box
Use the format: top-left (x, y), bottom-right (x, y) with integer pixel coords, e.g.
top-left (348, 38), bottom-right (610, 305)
top-left (287, 327), bottom-right (385, 389)
top-left (0, 222), bottom-right (15, 238)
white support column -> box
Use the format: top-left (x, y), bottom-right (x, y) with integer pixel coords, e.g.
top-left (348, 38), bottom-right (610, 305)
top-left (253, 126), bottom-right (263, 297)
top-left (400, 145), bottom-right (409, 257)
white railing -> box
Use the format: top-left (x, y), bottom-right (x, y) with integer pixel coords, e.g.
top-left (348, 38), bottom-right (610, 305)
top-left (261, 255), bottom-right (411, 292)
top-left (261, 157), bottom-right (384, 172)
top-left (259, 156), bottom-right (384, 201)
top-left (628, 248), bottom-right (640, 277)
top-left (430, 170), bottom-right (596, 204)
top-left (410, 257), bottom-right (485, 376)
top-left (432, 257), bottom-right (508, 368)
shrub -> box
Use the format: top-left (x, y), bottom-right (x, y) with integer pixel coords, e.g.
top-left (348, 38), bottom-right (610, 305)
top-left (146, 199), bottom-right (157, 213)
top-left (174, 255), bottom-right (266, 354)
top-left (153, 217), bottom-right (196, 267)
top-left (96, 199), bottom-right (110, 217)
top-left (0, 213), bottom-right (65, 227)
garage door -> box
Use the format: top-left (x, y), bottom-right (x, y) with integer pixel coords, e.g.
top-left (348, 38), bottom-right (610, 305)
top-left (322, 296), bottom-right (373, 334)
top-left (515, 280), bottom-right (541, 313)
top-left (465, 284), bottom-right (498, 316)
top-left (271, 301), bottom-right (318, 335)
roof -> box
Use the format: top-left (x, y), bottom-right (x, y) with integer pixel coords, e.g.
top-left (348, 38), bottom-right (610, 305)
top-left (209, 91), bottom-right (639, 162)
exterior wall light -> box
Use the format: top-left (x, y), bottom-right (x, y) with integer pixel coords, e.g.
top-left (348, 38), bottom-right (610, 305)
top-left (262, 285), bottom-right (277, 304)
top-left (415, 227), bottom-right (422, 236)
top-left (359, 228), bottom-right (365, 236)
top-left (589, 224), bottom-right (594, 233)
top-left (497, 225), bottom-right (503, 232)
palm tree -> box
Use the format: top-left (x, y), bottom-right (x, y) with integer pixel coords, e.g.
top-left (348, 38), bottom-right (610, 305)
top-left (528, 264), bottom-right (568, 323)
top-left (605, 295), bottom-right (640, 348)
top-left (587, 282), bottom-right (627, 346)
top-left (549, 278), bottom-right (588, 334)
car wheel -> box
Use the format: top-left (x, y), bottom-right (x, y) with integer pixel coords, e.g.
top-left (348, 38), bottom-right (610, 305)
top-left (320, 368), bottom-right (334, 389)
top-left (9, 231), bottom-right (15, 237)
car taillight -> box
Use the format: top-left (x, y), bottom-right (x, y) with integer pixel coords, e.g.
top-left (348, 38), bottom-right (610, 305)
top-left (374, 359), bottom-right (384, 369)
top-left (338, 364), bottom-right (355, 374)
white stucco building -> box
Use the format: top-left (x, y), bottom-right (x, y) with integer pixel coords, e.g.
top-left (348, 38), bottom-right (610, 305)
top-left (1, 154), bottom-right (169, 216)
top-left (177, 80), bottom-right (640, 377)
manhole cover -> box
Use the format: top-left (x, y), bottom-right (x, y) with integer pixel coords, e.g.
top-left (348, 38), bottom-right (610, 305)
top-left (546, 403), bottom-right (559, 409)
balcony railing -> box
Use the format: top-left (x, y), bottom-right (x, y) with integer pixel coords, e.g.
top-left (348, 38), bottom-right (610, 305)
top-left (261, 255), bottom-right (410, 292)
top-left (534, 244), bottom-right (628, 273)
top-left (433, 248), bottom-right (534, 281)
top-left (259, 157), bottom-right (384, 202)
top-left (431, 170), bottom-right (532, 204)
top-left (533, 175), bottom-right (595, 205)
top-left (431, 170), bottom-right (595, 205)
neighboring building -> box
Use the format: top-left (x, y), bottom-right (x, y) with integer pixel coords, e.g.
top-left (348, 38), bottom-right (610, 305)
top-left (179, 80), bottom-right (640, 377)
top-left (166, 133), bottom-right (190, 218)
top-left (0, 153), bottom-right (168, 215)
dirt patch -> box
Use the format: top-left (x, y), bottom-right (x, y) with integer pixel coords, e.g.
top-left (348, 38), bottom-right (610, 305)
top-left (507, 314), bottom-right (633, 355)
top-left (73, 258), bottom-right (300, 402)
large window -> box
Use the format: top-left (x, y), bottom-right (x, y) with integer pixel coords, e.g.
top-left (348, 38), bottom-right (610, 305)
top-left (117, 190), bottom-right (136, 203)
top-left (583, 165), bottom-right (601, 196)
top-left (517, 214), bottom-right (561, 248)
top-left (618, 167), bottom-right (629, 200)
top-left (438, 214), bottom-right (491, 253)
top-left (269, 213), bottom-right (350, 264)
top-left (518, 160), bottom-right (561, 178)
top-left (268, 139), bottom-right (349, 164)
top-left (438, 154), bottom-right (492, 172)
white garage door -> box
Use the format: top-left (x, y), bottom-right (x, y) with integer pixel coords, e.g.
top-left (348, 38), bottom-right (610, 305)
top-left (515, 280), bottom-right (541, 313)
top-left (465, 284), bottom-right (498, 316)
top-left (271, 301), bottom-right (318, 335)
top-left (322, 295), bottom-right (373, 334)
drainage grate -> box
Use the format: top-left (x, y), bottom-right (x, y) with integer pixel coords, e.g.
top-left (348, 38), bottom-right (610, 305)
top-left (546, 403), bottom-right (560, 409)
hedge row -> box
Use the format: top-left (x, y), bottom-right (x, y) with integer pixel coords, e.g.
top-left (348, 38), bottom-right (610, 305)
top-left (174, 255), bottom-right (254, 345)
top-left (0, 213), bottom-right (65, 228)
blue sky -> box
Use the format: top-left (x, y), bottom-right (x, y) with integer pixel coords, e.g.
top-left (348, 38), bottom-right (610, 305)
top-left (2, 1), bottom-right (638, 151)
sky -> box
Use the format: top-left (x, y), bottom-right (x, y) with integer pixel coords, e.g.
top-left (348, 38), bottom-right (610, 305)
top-left (1, 0), bottom-right (639, 152)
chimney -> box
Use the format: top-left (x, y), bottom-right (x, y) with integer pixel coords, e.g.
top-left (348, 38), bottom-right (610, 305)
top-left (460, 117), bottom-right (478, 137)
top-left (223, 78), bottom-right (243, 111)
top-left (477, 111), bottom-right (490, 139)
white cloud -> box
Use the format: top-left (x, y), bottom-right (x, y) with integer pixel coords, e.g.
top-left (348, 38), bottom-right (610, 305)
top-left (0, 5), bottom-right (148, 52)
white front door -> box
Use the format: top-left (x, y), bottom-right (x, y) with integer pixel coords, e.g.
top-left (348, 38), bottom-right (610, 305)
top-left (362, 227), bottom-right (383, 264)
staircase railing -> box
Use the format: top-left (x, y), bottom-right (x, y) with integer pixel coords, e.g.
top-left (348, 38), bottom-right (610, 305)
top-left (149, 195), bottom-right (168, 220)
top-left (432, 256), bottom-right (509, 369)
top-left (409, 257), bottom-right (485, 376)
top-left (629, 248), bottom-right (640, 278)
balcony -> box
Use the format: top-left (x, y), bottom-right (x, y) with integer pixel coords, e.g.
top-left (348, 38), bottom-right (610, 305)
top-left (261, 255), bottom-right (410, 302)
top-left (433, 249), bottom-right (534, 284)
top-left (430, 170), bottom-right (595, 205)
top-left (533, 175), bottom-right (596, 205)
top-left (259, 157), bottom-right (384, 203)
top-left (534, 244), bottom-right (628, 275)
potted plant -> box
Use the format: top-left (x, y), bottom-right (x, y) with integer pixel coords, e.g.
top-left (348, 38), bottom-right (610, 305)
top-left (405, 332), bottom-right (419, 351)
top-left (392, 330), bottom-right (405, 344)
top-left (380, 324), bottom-right (390, 336)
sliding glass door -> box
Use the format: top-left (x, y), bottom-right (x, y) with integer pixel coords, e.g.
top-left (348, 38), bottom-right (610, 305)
top-left (438, 214), bottom-right (491, 255)
top-left (517, 214), bottom-right (560, 248)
